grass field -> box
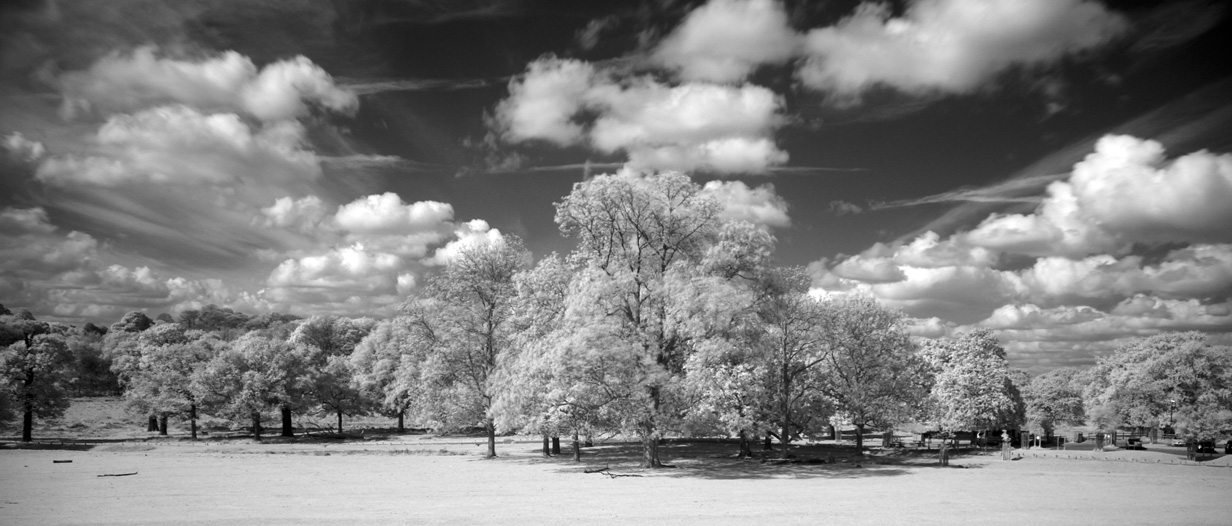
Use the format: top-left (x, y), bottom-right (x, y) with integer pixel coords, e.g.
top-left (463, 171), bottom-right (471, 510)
top-left (3, 399), bottom-right (1230, 525)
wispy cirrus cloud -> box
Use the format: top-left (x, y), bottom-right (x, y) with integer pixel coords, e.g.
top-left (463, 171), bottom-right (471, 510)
top-left (339, 77), bottom-right (501, 95)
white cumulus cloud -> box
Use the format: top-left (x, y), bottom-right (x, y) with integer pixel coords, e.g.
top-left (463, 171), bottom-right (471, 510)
top-left (965, 135), bottom-right (1232, 257)
top-left (798, 0), bottom-right (1127, 100)
top-left (58, 46), bottom-right (359, 122)
top-left (701, 180), bottom-right (791, 229)
top-left (36, 105), bottom-right (320, 187)
top-left (493, 57), bottom-right (787, 174)
top-left (653, 0), bottom-right (799, 83)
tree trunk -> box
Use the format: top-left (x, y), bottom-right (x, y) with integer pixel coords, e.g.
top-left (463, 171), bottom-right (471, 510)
top-left (552, 436), bottom-right (561, 455)
top-left (939, 441), bottom-right (950, 466)
top-left (147, 414), bottom-right (159, 432)
top-left (641, 430), bottom-right (663, 468)
top-left (763, 434), bottom-right (772, 450)
top-left (158, 414), bottom-right (168, 435)
top-left (737, 429), bottom-right (752, 459)
top-left (572, 429), bottom-right (582, 462)
top-left (828, 424), bottom-right (836, 440)
top-left (780, 418), bottom-right (792, 459)
top-left (280, 406), bottom-right (293, 437)
top-left (485, 418), bottom-right (497, 458)
top-left (542, 434), bottom-right (551, 457)
top-left (336, 410), bottom-right (344, 434)
top-left (397, 410), bottom-right (405, 433)
top-left (780, 366), bottom-right (791, 459)
top-left (252, 412), bottom-right (262, 440)
top-left (22, 371), bottom-right (34, 442)
top-left (21, 400), bottom-right (33, 442)
top-left (189, 403), bottom-right (198, 440)
top-left (855, 423), bottom-right (865, 455)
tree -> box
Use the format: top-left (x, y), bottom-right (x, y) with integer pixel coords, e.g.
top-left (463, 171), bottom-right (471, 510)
top-left (124, 325), bottom-right (221, 439)
top-left (288, 315), bottom-right (377, 436)
top-left (551, 172), bottom-right (727, 467)
top-left (110, 311), bottom-right (154, 334)
top-left (923, 329), bottom-right (1024, 465)
top-left (684, 264), bottom-right (832, 459)
top-left (402, 236), bottom-right (530, 457)
top-left (65, 328), bottom-right (119, 396)
top-left (1, 331), bottom-right (73, 442)
top-left (195, 333), bottom-right (308, 439)
top-left (818, 295), bottom-right (930, 455)
top-left (289, 315), bottom-right (376, 357)
top-left (311, 355), bottom-right (369, 434)
top-left (1024, 367), bottom-right (1085, 439)
top-left (1083, 332), bottom-right (1232, 454)
top-left (351, 318), bottom-right (427, 432)
top-left (493, 253), bottom-right (611, 461)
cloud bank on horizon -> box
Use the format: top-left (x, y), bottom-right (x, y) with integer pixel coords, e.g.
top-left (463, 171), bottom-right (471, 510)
top-left (0, 0), bottom-right (1229, 372)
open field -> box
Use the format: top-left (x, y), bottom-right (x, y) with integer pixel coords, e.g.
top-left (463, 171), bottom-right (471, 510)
top-left (5, 399), bottom-right (1230, 524)
top-left (3, 434), bottom-right (1230, 526)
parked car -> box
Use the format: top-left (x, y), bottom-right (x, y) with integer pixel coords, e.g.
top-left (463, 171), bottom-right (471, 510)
top-left (1170, 438), bottom-right (1185, 446)
top-left (1196, 440), bottom-right (1216, 454)
top-left (1225, 440), bottom-right (1232, 454)
top-left (1123, 438), bottom-right (1144, 450)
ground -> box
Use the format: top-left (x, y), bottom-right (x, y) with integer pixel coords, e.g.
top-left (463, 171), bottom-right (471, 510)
top-left (2, 400), bottom-right (1230, 525)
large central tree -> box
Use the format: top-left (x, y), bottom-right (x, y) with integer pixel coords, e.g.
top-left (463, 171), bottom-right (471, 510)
top-left (923, 328), bottom-right (1024, 465)
top-left (403, 236), bottom-right (531, 458)
top-left (553, 171), bottom-right (725, 468)
top-left (818, 295), bottom-right (930, 455)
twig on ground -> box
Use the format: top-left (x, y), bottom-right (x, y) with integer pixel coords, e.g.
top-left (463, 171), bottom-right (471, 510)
top-left (97, 472), bottom-right (138, 477)
top-left (604, 471), bottom-right (643, 478)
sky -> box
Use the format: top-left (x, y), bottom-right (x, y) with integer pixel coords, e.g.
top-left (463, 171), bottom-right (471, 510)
top-left (1, 0), bottom-right (1230, 372)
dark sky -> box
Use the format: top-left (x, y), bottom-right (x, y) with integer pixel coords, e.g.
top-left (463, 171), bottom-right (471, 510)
top-left (1, 0), bottom-right (1230, 372)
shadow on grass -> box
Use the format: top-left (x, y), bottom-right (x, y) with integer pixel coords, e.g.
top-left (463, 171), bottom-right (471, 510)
top-left (521, 440), bottom-right (981, 480)
top-left (0, 441), bottom-right (98, 451)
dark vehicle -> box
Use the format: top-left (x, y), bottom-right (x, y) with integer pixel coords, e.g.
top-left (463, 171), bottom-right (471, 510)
top-left (1225, 440), bottom-right (1232, 454)
top-left (1123, 437), bottom-right (1144, 450)
top-left (1196, 440), bottom-right (1216, 454)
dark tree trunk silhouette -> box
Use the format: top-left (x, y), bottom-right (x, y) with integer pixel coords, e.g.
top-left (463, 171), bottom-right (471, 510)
top-left (855, 423), bottom-right (866, 455)
top-left (189, 403), bottom-right (198, 440)
top-left (21, 370), bottom-right (35, 442)
top-left (641, 431), bottom-right (662, 467)
top-left (280, 406), bottom-right (293, 437)
top-left (484, 418), bottom-right (496, 458)
top-left (572, 429), bottom-right (582, 462)
top-left (336, 410), bottom-right (344, 434)
top-left (21, 398), bottom-right (33, 442)
top-left (397, 411), bottom-right (405, 433)
top-left (542, 434), bottom-right (551, 457)
top-left (147, 415), bottom-right (158, 432)
top-left (738, 429), bottom-right (752, 459)
top-left (552, 436), bottom-right (561, 455)
top-left (158, 415), bottom-right (168, 435)
top-left (252, 412), bottom-right (262, 439)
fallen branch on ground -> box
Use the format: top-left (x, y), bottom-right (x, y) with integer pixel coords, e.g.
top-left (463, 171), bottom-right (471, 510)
top-left (97, 472), bottom-right (138, 477)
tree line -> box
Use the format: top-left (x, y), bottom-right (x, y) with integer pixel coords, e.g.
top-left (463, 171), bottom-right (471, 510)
top-left (3, 173), bottom-right (1230, 466)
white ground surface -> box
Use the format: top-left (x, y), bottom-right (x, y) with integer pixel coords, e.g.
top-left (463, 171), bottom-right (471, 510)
top-left (3, 437), bottom-right (1230, 525)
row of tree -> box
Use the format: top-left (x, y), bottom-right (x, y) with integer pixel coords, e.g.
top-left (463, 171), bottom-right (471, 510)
top-left (3, 173), bottom-right (1230, 467)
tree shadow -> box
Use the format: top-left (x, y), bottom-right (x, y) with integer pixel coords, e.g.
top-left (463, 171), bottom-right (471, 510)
top-left (1, 441), bottom-right (97, 451)
top-left (526, 440), bottom-right (966, 480)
